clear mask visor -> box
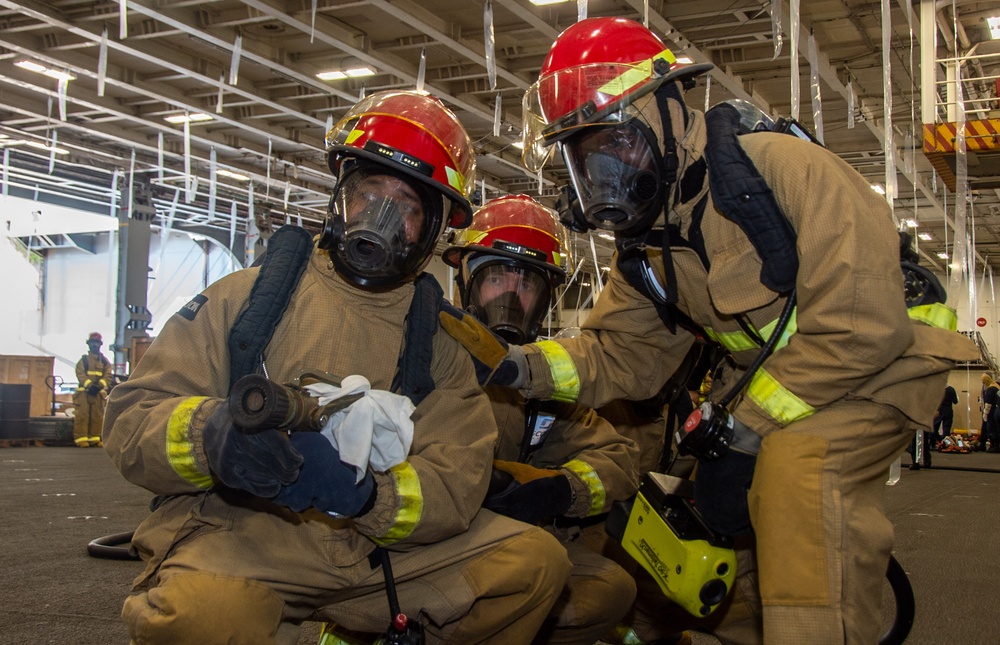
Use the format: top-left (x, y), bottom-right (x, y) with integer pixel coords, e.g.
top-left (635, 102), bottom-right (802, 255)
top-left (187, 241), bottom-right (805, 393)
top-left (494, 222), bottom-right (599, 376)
top-left (468, 263), bottom-right (551, 345)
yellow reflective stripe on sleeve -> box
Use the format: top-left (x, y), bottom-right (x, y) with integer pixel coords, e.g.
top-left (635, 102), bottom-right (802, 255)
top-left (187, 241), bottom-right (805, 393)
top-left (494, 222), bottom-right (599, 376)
top-left (908, 303), bottom-right (958, 331)
top-left (705, 308), bottom-right (798, 355)
top-left (746, 368), bottom-right (815, 426)
top-left (166, 396), bottom-right (214, 489)
top-left (759, 308), bottom-right (798, 350)
top-left (534, 340), bottom-right (581, 403)
top-left (562, 459), bottom-right (606, 517)
top-left (372, 461), bottom-right (423, 546)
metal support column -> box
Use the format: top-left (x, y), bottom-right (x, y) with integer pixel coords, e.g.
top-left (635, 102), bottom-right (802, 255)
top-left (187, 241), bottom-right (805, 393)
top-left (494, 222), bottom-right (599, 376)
top-left (113, 173), bottom-right (154, 375)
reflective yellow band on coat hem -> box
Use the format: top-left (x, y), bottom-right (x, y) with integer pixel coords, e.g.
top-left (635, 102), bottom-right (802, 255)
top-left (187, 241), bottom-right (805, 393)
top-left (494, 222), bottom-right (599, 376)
top-left (908, 303), bottom-right (958, 331)
top-left (166, 396), bottom-right (214, 489)
top-left (746, 368), bottom-right (815, 426)
top-left (563, 459), bottom-right (606, 516)
top-left (372, 461), bottom-right (422, 545)
top-left (534, 340), bottom-right (581, 403)
top-left (705, 308), bottom-right (798, 355)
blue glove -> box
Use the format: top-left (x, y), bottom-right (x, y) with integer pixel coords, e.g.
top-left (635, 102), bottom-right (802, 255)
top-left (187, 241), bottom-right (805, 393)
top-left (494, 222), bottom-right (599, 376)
top-left (272, 432), bottom-right (376, 516)
top-left (202, 404), bottom-right (303, 497)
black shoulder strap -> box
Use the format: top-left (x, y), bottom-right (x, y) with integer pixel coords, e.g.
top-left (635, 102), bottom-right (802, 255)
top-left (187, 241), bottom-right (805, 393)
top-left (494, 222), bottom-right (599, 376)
top-left (704, 103), bottom-right (798, 293)
top-left (228, 226), bottom-right (314, 389)
top-left (81, 355), bottom-right (89, 371)
top-left (392, 273), bottom-right (443, 406)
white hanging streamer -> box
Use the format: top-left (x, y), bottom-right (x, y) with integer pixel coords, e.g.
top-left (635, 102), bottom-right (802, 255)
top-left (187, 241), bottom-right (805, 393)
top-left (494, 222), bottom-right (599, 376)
top-left (310, 0), bottom-right (318, 44)
top-left (283, 181), bottom-right (291, 214)
top-left (57, 78), bottom-right (68, 121)
top-left (229, 33), bottom-right (243, 86)
top-left (216, 73), bottom-right (225, 113)
top-left (127, 147), bottom-right (136, 220)
top-left (245, 199), bottom-right (260, 267)
top-left (265, 138), bottom-right (272, 198)
top-left (537, 167), bottom-right (543, 196)
top-left (97, 26), bottom-right (108, 97)
top-left (880, 0), bottom-right (896, 207)
top-left (285, 212), bottom-right (291, 225)
top-left (157, 132), bottom-right (164, 182)
top-left (847, 79), bottom-right (856, 129)
top-left (484, 1), bottom-right (496, 91)
top-left (358, 85), bottom-right (365, 100)
top-left (48, 130), bottom-right (58, 174)
top-left (416, 47), bottom-right (426, 94)
top-left (789, 0), bottom-right (799, 121)
top-left (589, 234), bottom-right (603, 296)
top-left (119, 0), bottom-right (127, 39)
top-left (110, 168), bottom-right (121, 218)
top-left (229, 200), bottom-right (237, 251)
top-left (771, 0), bottom-right (783, 60)
top-left (577, 0), bottom-right (587, 22)
top-left (248, 181), bottom-right (255, 229)
top-left (493, 92), bottom-right (502, 138)
top-left (704, 75), bottom-right (711, 112)
top-left (208, 147), bottom-right (217, 220)
top-left (157, 188), bottom-right (180, 275)
top-left (325, 114), bottom-right (333, 136)
top-left (807, 32), bottom-right (824, 145)
top-left (480, 176), bottom-right (486, 206)
top-left (183, 116), bottom-right (194, 203)
top-left (643, 0), bottom-right (649, 28)
top-left (1, 148), bottom-right (8, 198)
top-left (297, 212), bottom-right (303, 227)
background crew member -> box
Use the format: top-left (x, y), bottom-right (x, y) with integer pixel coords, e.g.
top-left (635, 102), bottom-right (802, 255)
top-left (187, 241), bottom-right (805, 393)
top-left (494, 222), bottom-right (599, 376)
top-left (73, 331), bottom-right (111, 447)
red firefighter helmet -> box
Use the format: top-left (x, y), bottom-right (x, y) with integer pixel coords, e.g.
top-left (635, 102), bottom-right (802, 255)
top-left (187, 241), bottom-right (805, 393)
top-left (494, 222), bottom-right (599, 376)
top-left (444, 195), bottom-right (568, 344)
top-left (326, 90), bottom-right (476, 228)
top-left (521, 17), bottom-right (712, 172)
top-left (443, 194), bottom-right (567, 283)
top-left (87, 332), bottom-right (102, 342)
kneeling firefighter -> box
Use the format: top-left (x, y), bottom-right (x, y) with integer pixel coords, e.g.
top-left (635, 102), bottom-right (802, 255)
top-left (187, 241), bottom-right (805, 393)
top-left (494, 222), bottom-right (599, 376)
top-left (443, 194), bottom-right (640, 644)
top-left (494, 16), bottom-right (978, 645)
top-left (104, 90), bottom-right (572, 644)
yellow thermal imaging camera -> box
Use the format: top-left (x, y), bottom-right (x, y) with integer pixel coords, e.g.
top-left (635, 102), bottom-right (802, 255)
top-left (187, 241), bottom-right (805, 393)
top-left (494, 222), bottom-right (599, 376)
top-left (606, 472), bottom-right (737, 617)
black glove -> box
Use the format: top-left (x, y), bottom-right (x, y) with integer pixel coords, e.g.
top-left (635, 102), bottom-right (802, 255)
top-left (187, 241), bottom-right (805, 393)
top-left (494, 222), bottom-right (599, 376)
top-left (694, 450), bottom-right (757, 537)
top-left (87, 384), bottom-right (101, 396)
top-left (483, 460), bottom-right (573, 525)
top-left (271, 432), bottom-right (376, 516)
top-left (202, 404), bottom-right (303, 497)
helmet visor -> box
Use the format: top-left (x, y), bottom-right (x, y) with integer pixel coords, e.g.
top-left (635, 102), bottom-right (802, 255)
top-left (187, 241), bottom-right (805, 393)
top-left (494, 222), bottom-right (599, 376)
top-left (467, 261), bottom-right (551, 345)
top-left (561, 123), bottom-right (663, 233)
top-left (521, 53), bottom-right (675, 173)
top-left (330, 166), bottom-right (442, 286)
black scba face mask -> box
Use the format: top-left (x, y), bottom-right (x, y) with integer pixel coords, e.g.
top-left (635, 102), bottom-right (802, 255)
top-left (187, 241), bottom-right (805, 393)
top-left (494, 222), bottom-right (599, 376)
top-left (321, 164), bottom-right (443, 289)
top-left (562, 120), bottom-right (666, 236)
top-left (464, 260), bottom-right (551, 345)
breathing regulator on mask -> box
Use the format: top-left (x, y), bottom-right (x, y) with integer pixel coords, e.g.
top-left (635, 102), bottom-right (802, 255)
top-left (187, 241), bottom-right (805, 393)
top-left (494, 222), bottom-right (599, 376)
top-left (319, 90), bottom-right (476, 289)
top-left (442, 195), bottom-right (567, 346)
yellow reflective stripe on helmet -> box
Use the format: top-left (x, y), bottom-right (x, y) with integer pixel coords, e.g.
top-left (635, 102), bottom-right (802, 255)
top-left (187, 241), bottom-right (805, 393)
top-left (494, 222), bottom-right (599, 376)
top-left (166, 396), bottom-right (214, 489)
top-left (599, 49), bottom-right (677, 98)
top-left (908, 303), bottom-right (958, 331)
top-left (562, 459), bottom-right (606, 516)
top-left (705, 308), bottom-right (798, 355)
top-left (534, 340), bottom-right (581, 403)
top-left (746, 368), bottom-right (815, 426)
top-left (445, 165), bottom-right (466, 194)
top-left (372, 461), bottom-right (423, 545)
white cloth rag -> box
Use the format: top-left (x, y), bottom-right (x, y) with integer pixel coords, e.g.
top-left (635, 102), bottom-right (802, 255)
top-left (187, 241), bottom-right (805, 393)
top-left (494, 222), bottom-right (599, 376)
top-left (303, 375), bottom-right (415, 483)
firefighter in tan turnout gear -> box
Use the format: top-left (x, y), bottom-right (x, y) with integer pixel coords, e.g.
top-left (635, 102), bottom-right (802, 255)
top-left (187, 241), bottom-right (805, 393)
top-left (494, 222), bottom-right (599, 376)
top-left (442, 194), bottom-right (639, 644)
top-left (104, 91), bottom-right (571, 644)
top-left (73, 332), bottom-right (111, 447)
top-left (495, 17), bottom-right (979, 645)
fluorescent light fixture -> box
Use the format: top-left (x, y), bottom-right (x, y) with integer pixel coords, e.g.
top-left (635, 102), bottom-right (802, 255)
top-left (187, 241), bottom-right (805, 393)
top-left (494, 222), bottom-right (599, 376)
top-left (988, 17), bottom-right (1000, 39)
top-left (217, 169), bottom-right (250, 182)
top-left (164, 113), bottom-right (213, 124)
top-left (14, 59), bottom-right (75, 81)
top-left (597, 232), bottom-right (615, 241)
top-left (581, 282), bottom-right (591, 287)
top-left (511, 140), bottom-right (524, 149)
top-left (528, 0), bottom-right (570, 5)
top-left (675, 57), bottom-right (694, 64)
top-left (316, 66), bottom-right (376, 81)
top-left (903, 219), bottom-right (918, 228)
top-left (918, 233), bottom-right (932, 241)
top-left (937, 252), bottom-right (949, 259)
top-left (25, 140), bottom-right (69, 155)
top-left (871, 184), bottom-right (886, 195)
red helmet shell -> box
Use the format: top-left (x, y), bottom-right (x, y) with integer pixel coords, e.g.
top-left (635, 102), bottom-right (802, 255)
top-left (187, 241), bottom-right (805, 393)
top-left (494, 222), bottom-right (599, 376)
top-left (538, 17), bottom-right (671, 123)
top-left (88, 332), bottom-right (102, 342)
top-left (327, 91), bottom-right (476, 228)
top-left (443, 195), bottom-right (566, 279)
